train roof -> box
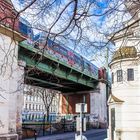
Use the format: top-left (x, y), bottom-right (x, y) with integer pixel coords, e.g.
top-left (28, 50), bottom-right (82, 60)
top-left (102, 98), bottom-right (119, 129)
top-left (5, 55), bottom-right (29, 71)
top-left (33, 32), bottom-right (98, 69)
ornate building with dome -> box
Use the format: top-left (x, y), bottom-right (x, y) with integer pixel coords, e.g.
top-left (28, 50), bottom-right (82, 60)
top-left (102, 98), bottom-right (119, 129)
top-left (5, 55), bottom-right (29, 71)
top-left (107, 2), bottom-right (140, 140)
top-left (108, 46), bottom-right (140, 140)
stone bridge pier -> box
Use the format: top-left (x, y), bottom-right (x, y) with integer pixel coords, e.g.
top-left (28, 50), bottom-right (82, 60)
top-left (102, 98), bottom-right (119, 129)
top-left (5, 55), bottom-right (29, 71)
top-left (60, 81), bottom-right (108, 128)
top-left (0, 25), bottom-right (25, 139)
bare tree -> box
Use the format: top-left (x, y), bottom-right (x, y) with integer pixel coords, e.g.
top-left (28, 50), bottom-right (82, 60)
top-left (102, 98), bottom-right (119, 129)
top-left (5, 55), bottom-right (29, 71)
top-left (11, 1), bottom-right (140, 63)
top-left (38, 88), bottom-right (58, 121)
top-left (0, 0), bottom-right (140, 101)
top-left (0, 0), bottom-right (139, 74)
top-left (0, 0), bottom-right (140, 103)
top-left (24, 85), bottom-right (60, 121)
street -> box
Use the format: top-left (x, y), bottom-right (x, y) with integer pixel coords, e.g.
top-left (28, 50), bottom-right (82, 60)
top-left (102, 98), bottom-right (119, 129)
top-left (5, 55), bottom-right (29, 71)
top-left (25, 129), bottom-right (107, 140)
top-left (84, 129), bottom-right (107, 140)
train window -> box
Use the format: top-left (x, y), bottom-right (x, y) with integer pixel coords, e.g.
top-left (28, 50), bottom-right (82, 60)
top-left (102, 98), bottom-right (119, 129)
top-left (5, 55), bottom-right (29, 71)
top-left (91, 65), bottom-right (97, 74)
top-left (33, 34), bottom-right (40, 42)
top-left (94, 67), bottom-right (98, 76)
top-left (74, 55), bottom-right (81, 65)
top-left (28, 28), bottom-right (32, 35)
top-left (47, 39), bottom-right (54, 48)
top-left (54, 45), bottom-right (60, 52)
top-left (84, 62), bottom-right (90, 70)
top-left (19, 21), bottom-right (34, 39)
top-left (59, 47), bottom-right (67, 56)
top-left (19, 22), bottom-right (28, 36)
top-left (68, 51), bottom-right (74, 56)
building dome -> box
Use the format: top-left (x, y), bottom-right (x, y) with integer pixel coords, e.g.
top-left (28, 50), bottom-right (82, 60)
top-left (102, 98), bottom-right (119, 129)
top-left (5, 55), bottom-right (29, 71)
top-left (112, 46), bottom-right (137, 61)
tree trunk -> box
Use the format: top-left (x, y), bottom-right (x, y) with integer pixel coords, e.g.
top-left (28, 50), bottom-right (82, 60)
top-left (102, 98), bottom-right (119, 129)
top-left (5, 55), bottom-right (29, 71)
top-left (46, 109), bottom-right (50, 122)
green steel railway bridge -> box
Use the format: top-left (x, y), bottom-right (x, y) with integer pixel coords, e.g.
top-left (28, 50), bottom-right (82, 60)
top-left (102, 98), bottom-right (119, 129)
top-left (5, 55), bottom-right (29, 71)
top-left (18, 41), bottom-right (99, 93)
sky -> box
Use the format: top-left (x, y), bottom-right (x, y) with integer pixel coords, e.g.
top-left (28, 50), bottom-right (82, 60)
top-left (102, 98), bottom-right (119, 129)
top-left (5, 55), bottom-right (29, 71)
top-left (12, 0), bottom-right (131, 67)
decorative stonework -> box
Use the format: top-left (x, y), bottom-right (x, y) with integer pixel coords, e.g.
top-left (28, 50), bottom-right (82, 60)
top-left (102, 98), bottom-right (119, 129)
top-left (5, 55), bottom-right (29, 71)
top-left (108, 94), bottom-right (124, 105)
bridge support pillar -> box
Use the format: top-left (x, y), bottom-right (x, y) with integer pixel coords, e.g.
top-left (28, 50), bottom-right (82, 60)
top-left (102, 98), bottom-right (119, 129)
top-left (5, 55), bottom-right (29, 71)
top-left (60, 81), bottom-right (108, 128)
top-left (61, 93), bottom-right (90, 114)
top-left (90, 82), bottom-right (108, 128)
top-left (0, 30), bottom-right (25, 139)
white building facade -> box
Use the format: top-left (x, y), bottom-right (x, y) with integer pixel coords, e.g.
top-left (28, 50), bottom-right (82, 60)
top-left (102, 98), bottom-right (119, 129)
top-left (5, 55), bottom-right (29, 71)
top-left (23, 94), bottom-right (45, 121)
top-left (107, 2), bottom-right (140, 139)
top-left (108, 47), bottom-right (140, 140)
top-left (23, 85), bottom-right (61, 122)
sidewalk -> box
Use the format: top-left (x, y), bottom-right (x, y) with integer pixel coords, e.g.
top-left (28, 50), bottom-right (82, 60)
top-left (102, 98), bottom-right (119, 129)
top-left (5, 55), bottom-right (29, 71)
top-left (25, 129), bottom-right (106, 140)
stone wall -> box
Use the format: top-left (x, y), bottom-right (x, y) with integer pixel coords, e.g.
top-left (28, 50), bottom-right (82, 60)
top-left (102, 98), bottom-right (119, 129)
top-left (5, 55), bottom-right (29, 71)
top-left (0, 32), bottom-right (24, 138)
top-left (90, 82), bottom-right (107, 128)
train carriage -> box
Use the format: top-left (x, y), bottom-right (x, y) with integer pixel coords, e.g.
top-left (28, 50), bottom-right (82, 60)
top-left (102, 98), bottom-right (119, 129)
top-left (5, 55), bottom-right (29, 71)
top-left (83, 60), bottom-right (91, 75)
top-left (19, 18), bottom-right (99, 80)
top-left (73, 54), bottom-right (83, 71)
top-left (19, 17), bottom-right (34, 39)
top-left (91, 64), bottom-right (99, 79)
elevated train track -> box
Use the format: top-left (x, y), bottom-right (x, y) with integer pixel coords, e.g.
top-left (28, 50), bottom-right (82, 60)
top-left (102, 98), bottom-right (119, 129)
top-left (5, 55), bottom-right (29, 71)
top-left (19, 41), bottom-right (99, 93)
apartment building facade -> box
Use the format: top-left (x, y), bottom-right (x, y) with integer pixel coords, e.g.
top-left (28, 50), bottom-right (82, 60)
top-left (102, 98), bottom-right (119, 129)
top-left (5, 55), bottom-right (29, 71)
top-left (22, 85), bottom-right (60, 121)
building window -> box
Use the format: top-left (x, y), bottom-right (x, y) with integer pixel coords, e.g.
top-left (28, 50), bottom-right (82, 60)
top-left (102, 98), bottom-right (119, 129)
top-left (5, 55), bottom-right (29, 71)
top-left (117, 70), bottom-right (123, 82)
top-left (29, 104), bottom-right (31, 110)
top-left (112, 72), bottom-right (114, 84)
top-left (29, 95), bottom-right (31, 101)
top-left (127, 68), bottom-right (134, 81)
top-left (25, 104), bottom-right (27, 109)
top-left (33, 104), bottom-right (34, 110)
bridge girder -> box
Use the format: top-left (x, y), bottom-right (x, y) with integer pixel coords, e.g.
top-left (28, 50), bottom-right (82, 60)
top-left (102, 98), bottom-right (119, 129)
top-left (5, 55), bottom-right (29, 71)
top-left (18, 42), bottom-right (98, 93)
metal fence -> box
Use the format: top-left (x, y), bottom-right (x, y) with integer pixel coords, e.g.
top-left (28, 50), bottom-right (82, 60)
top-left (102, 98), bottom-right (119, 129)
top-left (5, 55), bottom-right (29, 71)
top-left (22, 115), bottom-right (99, 139)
